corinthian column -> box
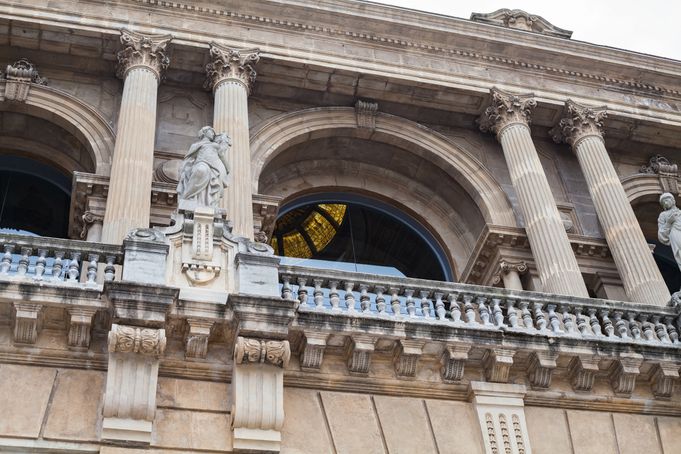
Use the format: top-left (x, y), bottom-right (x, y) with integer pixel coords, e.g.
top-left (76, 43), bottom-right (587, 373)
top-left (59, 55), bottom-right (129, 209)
top-left (479, 88), bottom-right (588, 297)
top-left (552, 100), bottom-right (670, 306)
top-left (101, 30), bottom-right (172, 244)
top-left (205, 43), bottom-right (260, 239)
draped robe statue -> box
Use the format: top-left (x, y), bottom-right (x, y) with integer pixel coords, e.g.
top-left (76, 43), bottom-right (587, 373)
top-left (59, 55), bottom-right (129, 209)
top-left (177, 126), bottom-right (231, 208)
top-left (658, 192), bottom-right (681, 273)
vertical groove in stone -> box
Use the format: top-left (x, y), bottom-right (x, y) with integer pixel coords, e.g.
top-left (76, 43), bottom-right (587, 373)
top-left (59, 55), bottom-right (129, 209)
top-left (214, 80), bottom-right (254, 239)
top-left (101, 67), bottom-right (158, 244)
top-left (499, 124), bottom-right (589, 297)
top-left (574, 136), bottom-right (670, 306)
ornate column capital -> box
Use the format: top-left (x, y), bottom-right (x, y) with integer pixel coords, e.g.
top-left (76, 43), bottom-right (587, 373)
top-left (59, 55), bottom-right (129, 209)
top-left (492, 259), bottom-right (528, 285)
top-left (234, 336), bottom-right (291, 368)
top-left (116, 29), bottom-right (172, 81)
top-left (204, 43), bottom-right (260, 93)
top-left (478, 87), bottom-right (536, 137)
top-left (550, 99), bottom-right (607, 147)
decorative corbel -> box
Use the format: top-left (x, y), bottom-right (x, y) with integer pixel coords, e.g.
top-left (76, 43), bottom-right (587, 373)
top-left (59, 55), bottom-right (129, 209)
top-left (300, 331), bottom-right (328, 371)
top-left (440, 344), bottom-right (470, 382)
top-left (185, 318), bottom-right (214, 359)
top-left (482, 348), bottom-right (515, 383)
top-left (567, 355), bottom-right (599, 392)
top-left (393, 339), bottom-right (426, 378)
top-left (608, 354), bottom-right (643, 396)
top-left (345, 334), bottom-right (376, 375)
top-left (12, 302), bottom-right (42, 344)
top-left (527, 351), bottom-right (558, 389)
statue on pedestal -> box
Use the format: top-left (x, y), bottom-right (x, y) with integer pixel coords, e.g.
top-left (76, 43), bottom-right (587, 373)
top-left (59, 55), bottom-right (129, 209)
top-left (177, 126), bottom-right (231, 208)
top-left (658, 192), bottom-right (681, 304)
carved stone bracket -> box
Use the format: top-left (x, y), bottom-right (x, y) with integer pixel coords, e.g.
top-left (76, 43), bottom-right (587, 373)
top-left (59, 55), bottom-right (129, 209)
top-left (300, 332), bottom-right (328, 371)
top-left (608, 354), bottom-right (643, 396)
top-left (482, 348), bottom-right (515, 383)
top-left (108, 324), bottom-right (167, 357)
top-left (80, 211), bottom-right (104, 240)
top-left (204, 43), bottom-right (260, 93)
top-left (567, 356), bottom-right (599, 392)
top-left (527, 351), bottom-right (558, 388)
top-left (478, 87), bottom-right (536, 137)
top-left (640, 155), bottom-right (679, 195)
top-left (550, 99), bottom-right (607, 147)
top-left (67, 307), bottom-right (98, 350)
top-left (345, 334), bottom-right (376, 375)
top-left (185, 318), bottom-right (214, 359)
top-left (3, 58), bottom-right (47, 102)
top-left (355, 99), bottom-right (378, 129)
top-left (116, 29), bottom-right (172, 80)
top-left (440, 344), bottom-right (470, 382)
top-left (12, 302), bottom-right (42, 344)
top-left (393, 339), bottom-right (426, 378)
top-left (649, 362), bottom-right (680, 399)
top-left (491, 259), bottom-right (528, 287)
top-left (234, 336), bottom-right (291, 368)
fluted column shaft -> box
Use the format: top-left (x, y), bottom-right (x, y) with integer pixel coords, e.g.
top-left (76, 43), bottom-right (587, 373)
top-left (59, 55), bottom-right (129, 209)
top-left (102, 30), bottom-right (171, 244)
top-left (206, 44), bottom-right (260, 239)
top-left (553, 102), bottom-right (670, 305)
top-left (480, 89), bottom-right (588, 297)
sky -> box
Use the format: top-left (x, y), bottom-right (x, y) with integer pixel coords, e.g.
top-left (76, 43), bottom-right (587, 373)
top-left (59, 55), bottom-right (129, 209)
top-left (373, 0), bottom-right (681, 61)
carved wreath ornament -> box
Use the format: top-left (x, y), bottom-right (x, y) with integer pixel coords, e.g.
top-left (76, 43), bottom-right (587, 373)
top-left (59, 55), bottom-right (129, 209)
top-left (234, 336), bottom-right (291, 368)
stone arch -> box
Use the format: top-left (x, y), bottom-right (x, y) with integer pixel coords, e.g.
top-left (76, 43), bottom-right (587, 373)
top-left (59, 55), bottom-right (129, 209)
top-left (250, 107), bottom-right (517, 228)
top-left (621, 173), bottom-right (665, 205)
top-left (0, 82), bottom-right (115, 175)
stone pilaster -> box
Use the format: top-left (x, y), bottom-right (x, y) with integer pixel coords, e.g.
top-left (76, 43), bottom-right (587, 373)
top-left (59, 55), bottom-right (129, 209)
top-left (479, 88), bottom-right (589, 297)
top-left (205, 43), bottom-right (260, 239)
top-left (551, 100), bottom-right (670, 306)
top-left (101, 29), bottom-right (172, 244)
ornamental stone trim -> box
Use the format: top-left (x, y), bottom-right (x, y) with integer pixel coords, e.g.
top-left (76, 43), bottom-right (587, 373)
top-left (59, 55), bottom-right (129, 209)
top-left (355, 99), bottom-right (378, 129)
top-left (204, 43), bottom-right (260, 93)
top-left (116, 29), bottom-right (172, 80)
top-left (527, 351), bottom-right (558, 389)
top-left (550, 99), bottom-right (607, 148)
top-left (608, 354), bottom-right (643, 396)
top-left (440, 344), bottom-right (470, 382)
top-left (12, 302), bottom-right (42, 344)
top-left (393, 339), bottom-right (426, 378)
top-left (478, 87), bottom-right (536, 137)
top-left (67, 307), bottom-right (98, 349)
top-left (234, 336), bottom-right (291, 368)
top-left (567, 356), bottom-right (599, 392)
top-left (184, 318), bottom-right (213, 359)
top-left (345, 334), bottom-right (376, 375)
top-left (482, 348), bottom-right (515, 383)
top-left (300, 332), bottom-right (328, 371)
top-left (649, 362), bottom-right (680, 399)
top-left (3, 58), bottom-right (47, 102)
top-left (107, 323), bottom-right (167, 356)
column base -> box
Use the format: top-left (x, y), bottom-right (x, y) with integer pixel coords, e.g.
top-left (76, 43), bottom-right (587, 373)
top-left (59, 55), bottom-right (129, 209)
top-left (232, 428), bottom-right (281, 453)
top-left (102, 417), bottom-right (152, 445)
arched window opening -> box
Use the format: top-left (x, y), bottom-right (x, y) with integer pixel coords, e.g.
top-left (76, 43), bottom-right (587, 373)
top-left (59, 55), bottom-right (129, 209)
top-left (271, 194), bottom-right (451, 281)
top-left (0, 156), bottom-right (71, 238)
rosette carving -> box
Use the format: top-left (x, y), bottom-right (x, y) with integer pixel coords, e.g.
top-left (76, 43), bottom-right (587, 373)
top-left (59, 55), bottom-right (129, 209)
top-left (550, 99), bottom-right (607, 147)
top-left (116, 29), bottom-right (172, 80)
top-left (234, 336), bottom-right (291, 368)
top-left (107, 323), bottom-right (166, 356)
top-left (478, 87), bottom-right (536, 136)
top-left (204, 43), bottom-right (260, 93)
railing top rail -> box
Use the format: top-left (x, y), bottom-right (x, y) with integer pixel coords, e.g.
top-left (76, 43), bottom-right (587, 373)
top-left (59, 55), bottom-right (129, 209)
top-left (0, 233), bottom-right (124, 261)
top-left (278, 264), bottom-right (680, 317)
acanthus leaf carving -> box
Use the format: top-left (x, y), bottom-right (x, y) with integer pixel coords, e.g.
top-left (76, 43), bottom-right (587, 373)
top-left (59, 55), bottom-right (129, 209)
top-left (116, 29), bottom-right (172, 80)
top-left (550, 99), bottom-right (607, 147)
top-left (234, 336), bottom-right (291, 368)
top-left (204, 43), bottom-right (260, 93)
top-left (478, 87), bottom-right (536, 137)
top-left (3, 58), bottom-right (47, 102)
top-left (107, 323), bottom-right (167, 356)
top-left (470, 9), bottom-right (573, 38)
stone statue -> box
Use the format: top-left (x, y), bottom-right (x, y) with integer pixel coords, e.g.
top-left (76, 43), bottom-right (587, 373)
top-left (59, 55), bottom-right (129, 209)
top-left (177, 126), bottom-right (231, 208)
top-left (658, 193), bottom-right (681, 272)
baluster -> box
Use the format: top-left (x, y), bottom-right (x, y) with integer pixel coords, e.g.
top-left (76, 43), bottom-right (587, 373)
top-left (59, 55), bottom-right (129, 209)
top-left (546, 304), bottom-right (562, 333)
top-left (281, 275), bottom-right (293, 300)
top-left (492, 298), bottom-right (504, 326)
top-left (390, 287), bottom-right (401, 316)
top-left (344, 281), bottom-right (356, 311)
top-left (575, 308), bottom-right (588, 335)
top-left (405, 289), bottom-right (416, 317)
top-left (420, 290), bottom-right (432, 318)
top-left (600, 310), bottom-right (615, 337)
top-left (434, 292), bottom-right (446, 321)
top-left (313, 279), bottom-right (325, 310)
top-left (448, 293), bottom-right (462, 324)
top-left (86, 254), bottom-right (99, 285)
top-left (639, 315), bottom-right (654, 341)
top-left (587, 308), bottom-right (602, 336)
top-left (463, 294), bottom-right (476, 324)
top-left (478, 297), bottom-right (491, 325)
top-left (612, 311), bottom-right (628, 339)
top-left (533, 303), bottom-right (547, 331)
top-left (506, 299), bottom-right (518, 328)
top-left (627, 313), bottom-right (641, 340)
top-left (0, 244), bottom-right (13, 274)
top-left (329, 280), bottom-right (341, 312)
top-left (104, 255), bottom-right (116, 282)
top-left (34, 249), bottom-right (47, 280)
top-left (67, 252), bottom-right (81, 282)
top-left (375, 286), bottom-right (386, 315)
top-left (17, 247), bottom-right (31, 276)
top-left (519, 301), bottom-right (533, 329)
top-left (360, 284), bottom-right (371, 313)
top-left (52, 251), bottom-right (65, 281)
top-left (652, 316), bottom-right (670, 343)
top-left (665, 317), bottom-right (679, 344)
top-left (561, 304), bottom-right (575, 333)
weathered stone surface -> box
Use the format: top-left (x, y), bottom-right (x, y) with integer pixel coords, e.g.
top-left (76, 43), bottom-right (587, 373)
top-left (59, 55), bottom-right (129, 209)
top-left (154, 409), bottom-right (231, 451)
top-left (612, 413), bottom-right (662, 454)
top-left (566, 410), bottom-right (618, 454)
top-left (373, 395), bottom-right (438, 454)
top-left (0, 364), bottom-right (55, 437)
top-left (320, 392), bottom-right (384, 454)
top-left (156, 377), bottom-right (229, 412)
top-left (525, 407), bottom-right (571, 454)
top-left (657, 416), bottom-right (681, 453)
top-left (281, 388), bottom-right (334, 453)
top-left (426, 400), bottom-right (483, 454)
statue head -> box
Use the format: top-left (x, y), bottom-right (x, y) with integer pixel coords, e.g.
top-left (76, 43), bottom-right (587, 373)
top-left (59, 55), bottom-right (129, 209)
top-left (198, 126), bottom-right (216, 141)
top-left (660, 192), bottom-right (676, 210)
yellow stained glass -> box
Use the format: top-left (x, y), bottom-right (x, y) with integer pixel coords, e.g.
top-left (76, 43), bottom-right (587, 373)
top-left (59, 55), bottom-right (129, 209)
top-left (305, 211), bottom-right (337, 254)
top-left (270, 203), bottom-right (347, 257)
top-left (270, 237), bottom-right (278, 255)
top-left (318, 204), bottom-right (346, 226)
top-left (282, 231), bottom-right (313, 258)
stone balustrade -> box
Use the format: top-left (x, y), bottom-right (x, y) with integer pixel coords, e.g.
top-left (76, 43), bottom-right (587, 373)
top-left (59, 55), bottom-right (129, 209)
top-left (0, 233), bottom-right (123, 285)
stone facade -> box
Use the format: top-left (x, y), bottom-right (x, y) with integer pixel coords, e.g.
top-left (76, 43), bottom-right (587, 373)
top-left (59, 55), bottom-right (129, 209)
top-left (1, 1), bottom-right (681, 453)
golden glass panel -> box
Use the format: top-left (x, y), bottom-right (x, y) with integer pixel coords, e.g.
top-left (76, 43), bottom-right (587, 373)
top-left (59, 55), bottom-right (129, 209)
top-left (270, 203), bottom-right (347, 257)
top-left (305, 211), bottom-right (336, 253)
top-left (281, 231), bottom-right (313, 258)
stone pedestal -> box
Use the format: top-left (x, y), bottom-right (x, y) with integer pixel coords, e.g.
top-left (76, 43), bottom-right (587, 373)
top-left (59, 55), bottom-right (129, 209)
top-left (552, 100), bottom-right (670, 306)
top-left (479, 88), bottom-right (588, 297)
top-left (205, 44), bottom-right (260, 239)
top-left (101, 30), bottom-right (172, 244)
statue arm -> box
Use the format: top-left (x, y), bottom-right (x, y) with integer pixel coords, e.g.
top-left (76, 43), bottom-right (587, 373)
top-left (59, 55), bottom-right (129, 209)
top-left (658, 212), bottom-right (672, 245)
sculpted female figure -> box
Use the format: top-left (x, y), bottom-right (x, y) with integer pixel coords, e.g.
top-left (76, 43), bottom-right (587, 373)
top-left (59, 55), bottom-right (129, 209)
top-left (177, 126), bottom-right (231, 208)
top-left (658, 192), bottom-right (681, 272)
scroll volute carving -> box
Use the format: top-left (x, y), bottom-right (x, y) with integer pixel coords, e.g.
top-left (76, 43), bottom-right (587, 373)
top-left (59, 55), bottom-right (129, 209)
top-left (234, 336), bottom-right (291, 368)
